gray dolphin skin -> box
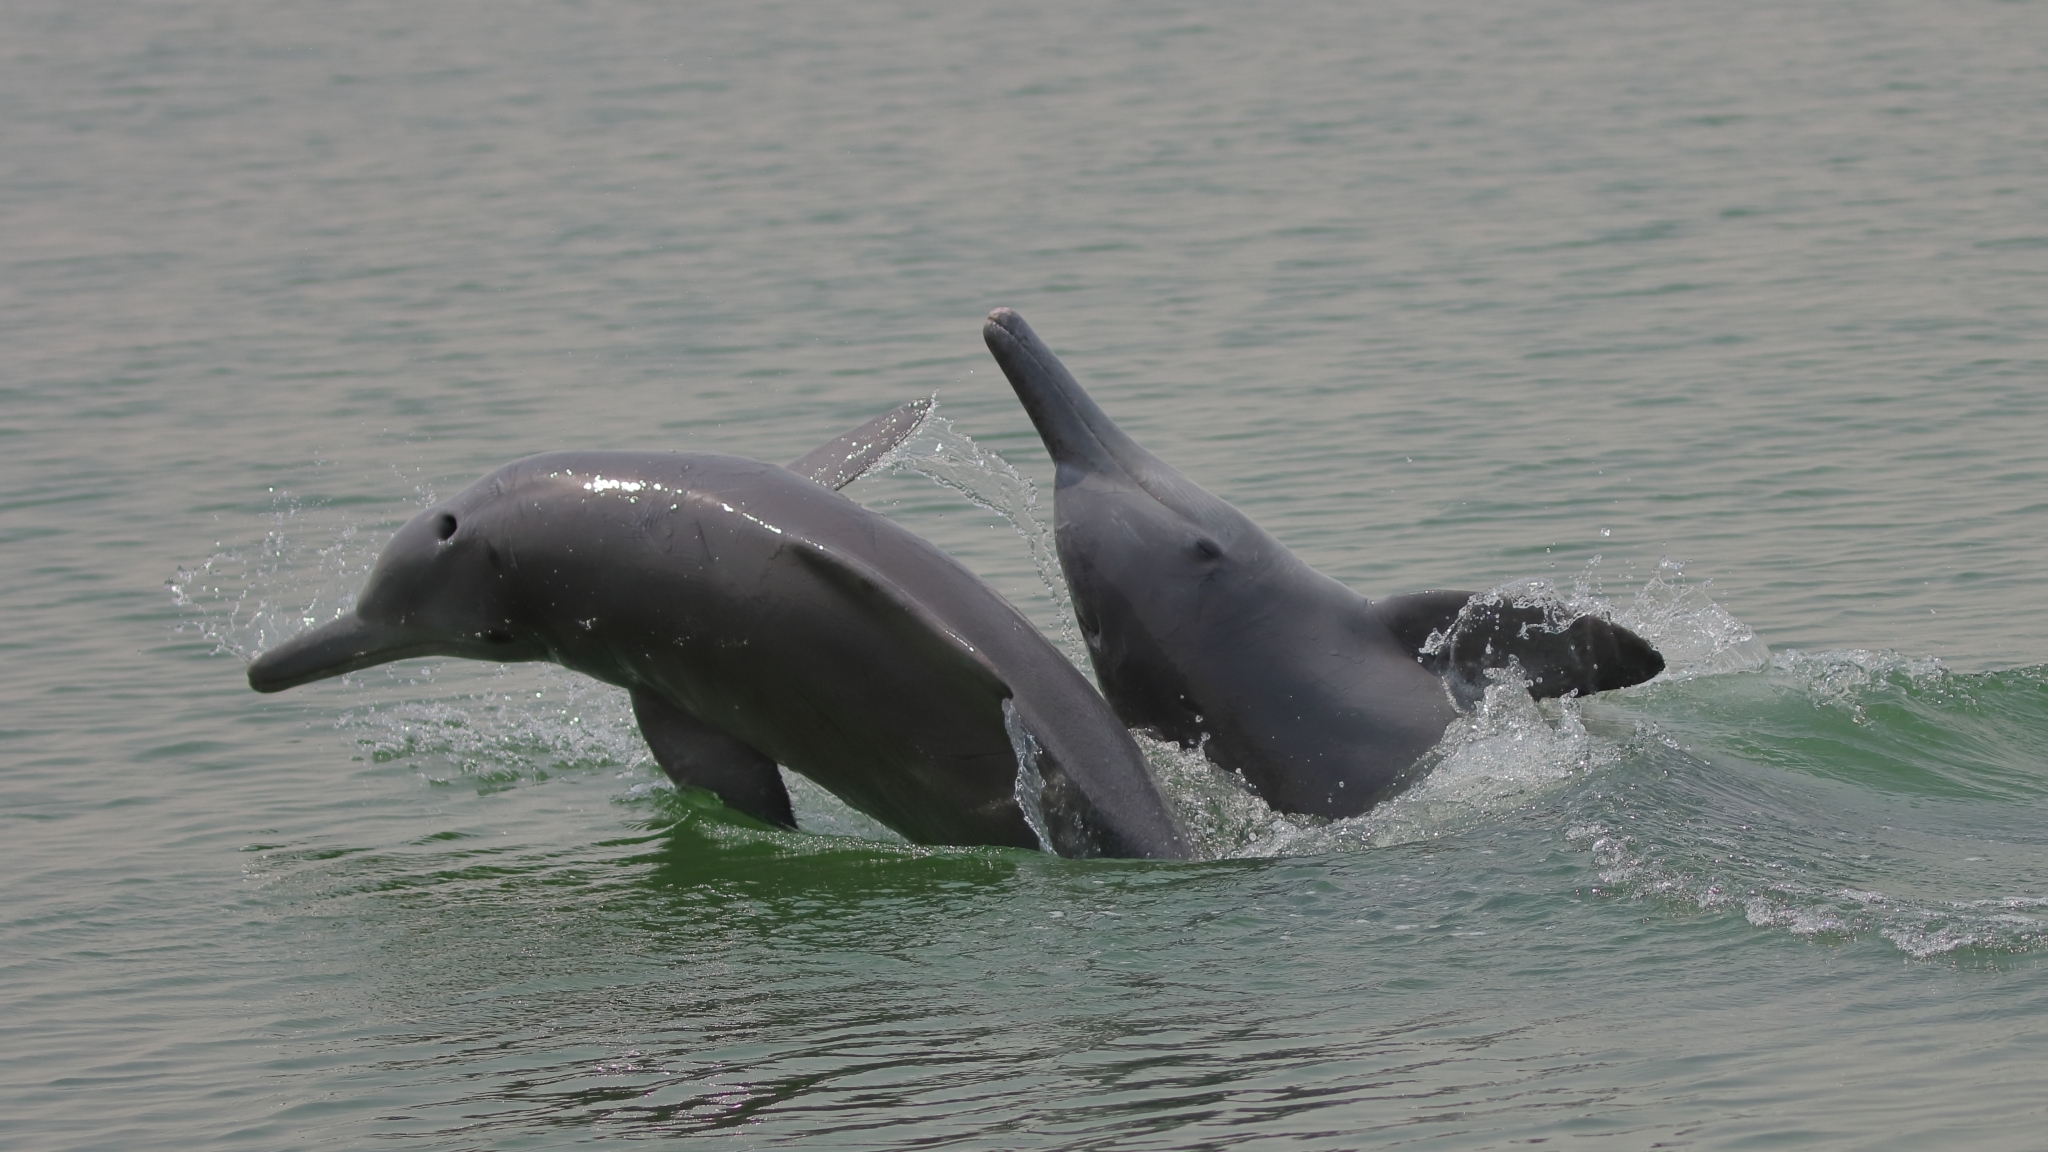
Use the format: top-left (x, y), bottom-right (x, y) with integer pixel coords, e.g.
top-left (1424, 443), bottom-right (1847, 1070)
top-left (982, 309), bottom-right (1665, 820)
top-left (246, 400), bottom-right (1191, 860)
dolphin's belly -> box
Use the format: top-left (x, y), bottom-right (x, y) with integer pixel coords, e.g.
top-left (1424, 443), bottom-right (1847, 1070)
top-left (1080, 578), bottom-right (1207, 746)
top-left (1139, 602), bottom-right (1458, 820)
top-left (637, 621), bottom-right (1033, 850)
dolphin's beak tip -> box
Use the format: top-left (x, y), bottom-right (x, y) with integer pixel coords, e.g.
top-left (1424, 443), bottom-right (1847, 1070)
top-left (245, 654), bottom-right (287, 693)
top-left (984, 308), bottom-right (1027, 341)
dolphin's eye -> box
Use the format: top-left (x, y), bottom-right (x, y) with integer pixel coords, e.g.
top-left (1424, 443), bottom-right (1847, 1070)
top-left (1191, 537), bottom-right (1223, 561)
top-left (434, 512), bottom-right (458, 542)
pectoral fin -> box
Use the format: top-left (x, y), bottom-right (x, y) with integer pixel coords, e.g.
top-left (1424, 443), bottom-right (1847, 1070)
top-left (630, 687), bottom-right (796, 829)
top-left (1373, 590), bottom-right (1665, 703)
top-left (786, 397), bottom-right (934, 490)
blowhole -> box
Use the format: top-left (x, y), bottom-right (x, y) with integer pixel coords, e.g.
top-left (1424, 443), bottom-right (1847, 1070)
top-left (434, 512), bottom-right (458, 542)
top-left (1192, 537), bottom-right (1222, 561)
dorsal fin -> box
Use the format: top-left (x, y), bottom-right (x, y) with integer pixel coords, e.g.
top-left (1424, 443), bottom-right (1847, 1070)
top-left (786, 397), bottom-right (934, 490)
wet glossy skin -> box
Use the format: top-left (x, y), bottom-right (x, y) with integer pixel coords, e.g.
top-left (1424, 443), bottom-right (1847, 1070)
top-left (249, 450), bottom-right (1190, 859)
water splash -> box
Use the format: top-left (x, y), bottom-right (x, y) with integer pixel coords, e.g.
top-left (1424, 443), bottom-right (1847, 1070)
top-left (1192, 680), bottom-right (1616, 860)
top-left (334, 669), bottom-right (649, 790)
top-left (1768, 647), bottom-right (1947, 721)
top-left (879, 415), bottom-right (1087, 667)
top-left (168, 493), bottom-right (389, 662)
top-left (1002, 699), bottom-right (1056, 854)
top-left (1123, 661), bottom-right (1634, 862)
top-left (1357, 681), bottom-right (1613, 837)
top-left (1139, 735), bottom-right (1298, 859)
top-left (1617, 558), bottom-right (1772, 679)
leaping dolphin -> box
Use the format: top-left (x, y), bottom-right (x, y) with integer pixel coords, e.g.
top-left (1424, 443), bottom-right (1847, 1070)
top-left (982, 310), bottom-right (1664, 820)
top-left (246, 399), bottom-right (1191, 860)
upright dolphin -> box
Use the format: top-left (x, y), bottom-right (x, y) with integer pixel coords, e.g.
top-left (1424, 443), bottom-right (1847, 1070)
top-left (982, 309), bottom-right (1664, 820)
top-left (246, 399), bottom-right (1190, 859)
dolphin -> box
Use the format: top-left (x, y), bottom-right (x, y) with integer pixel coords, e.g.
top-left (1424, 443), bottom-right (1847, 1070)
top-left (981, 310), bottom-right (1665, 820)
top-left (246, 399), bottom-right (1190, 860)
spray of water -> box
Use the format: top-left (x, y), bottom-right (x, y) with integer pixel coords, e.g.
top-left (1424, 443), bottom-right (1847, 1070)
top-left (1002, 699), bottom-right (1056, 854)
top-left (168, 494), bottom-right (385, 662)
top-left (1616, 558), bottom-right (1772, 679)
top-left (878, 413), bottom-right (1087, 668)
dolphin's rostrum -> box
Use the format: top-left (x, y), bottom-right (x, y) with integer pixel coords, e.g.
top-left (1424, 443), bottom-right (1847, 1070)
top-left (247, 401), bottom-right (1190, 859)
top-left (982, 308), bottom-right (1664, 820)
